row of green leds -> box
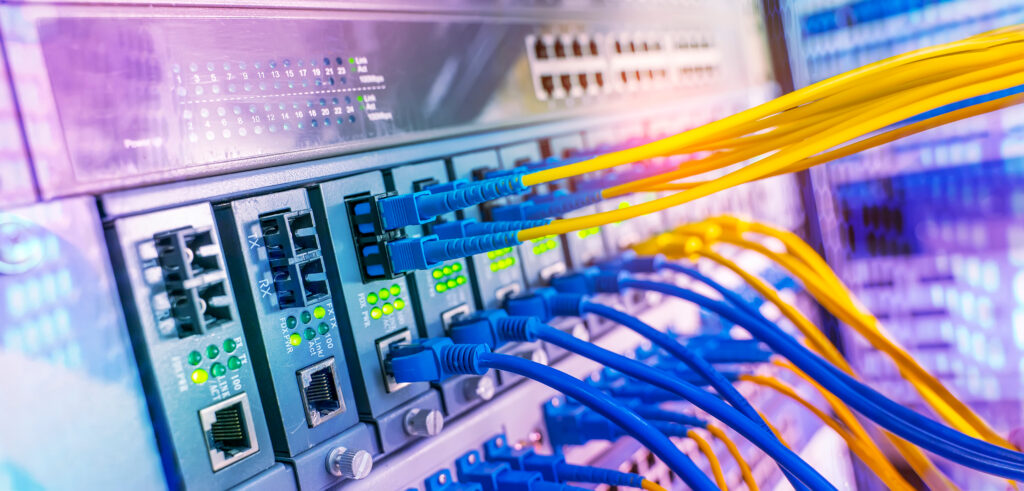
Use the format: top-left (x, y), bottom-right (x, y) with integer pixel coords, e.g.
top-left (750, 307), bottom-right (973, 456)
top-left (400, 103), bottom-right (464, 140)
top-left (436, 274), bottom-right (467, 293)
top-left (489, 256), bottom-right (516, 272)
top-left (286, 304), bottom-right (332, 346)
top-left (577, 226), bottom-right (601, 239)
top-left (486, 247), bottom-right (514, 260)
top-left (368, 283), bottom-right (404, 320)
top-left (188, 338), bottom-right (243, 384)
top-left (531, 236), bottom-right (559, 255)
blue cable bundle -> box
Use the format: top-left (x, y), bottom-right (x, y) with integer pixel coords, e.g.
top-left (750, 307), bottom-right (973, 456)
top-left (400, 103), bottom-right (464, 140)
top-left (620, 269), bottom-right (1024, 480)
top-left (447, 310), bottom-right (833, 490)
top-left (386, 337), bottom-right (718, 491)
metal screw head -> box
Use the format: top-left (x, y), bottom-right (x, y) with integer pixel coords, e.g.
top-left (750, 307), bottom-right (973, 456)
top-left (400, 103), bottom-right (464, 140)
top-left (326, 446), bottom-right (373, 480)
top-left (404, 408), bottom-right (444, 437)
top-left (463, 375), bottom-right (495, 401)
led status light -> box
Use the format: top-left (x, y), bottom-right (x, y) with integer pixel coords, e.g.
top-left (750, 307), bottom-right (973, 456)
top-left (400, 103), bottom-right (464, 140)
top-left (191, 369), bottom-right (209, 384)
top-left (227, 356), bottom-right (242, 370)
top-left (379, 288), bottom-right (390, 300)
top-left (188, 351), bottom-right (202, 366)
top-left (210, 363), bottom-right (226, 378)
top-left (304, 328), bottom-right (316, 340)
top-left (223, 338), bottom-right (237, 353)
top-left (300, 311), bottom-right (313, 324)
top-left (207, 345), bottom-right (220, 359)
top-left (287, 316), bottom-right (298, 328)
top-left (370, 307), bottom-right (383, 319)
top-left (368, 292), bottom-right (379, 304)
top-left (318, 323), bottom-right (330, 335)
top-left (289, 333), bottom-right (302, 346)
top-left (313, 306), bottom-right (327, 319)
top-left (394, 299), bottom-right (405, 310)
top-left (389, 284), bottom-right (401, 296)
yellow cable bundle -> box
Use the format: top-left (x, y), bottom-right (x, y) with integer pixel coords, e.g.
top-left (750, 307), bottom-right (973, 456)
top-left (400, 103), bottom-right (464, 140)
top-left (687, 429), bottom-right (728, 490)
top-left (510, 28), bottom-right (1024, 241)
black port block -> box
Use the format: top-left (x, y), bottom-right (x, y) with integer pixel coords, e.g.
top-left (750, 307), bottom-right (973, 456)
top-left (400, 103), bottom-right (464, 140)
top-left (345, 193), bottom-right (407, 283)
top-left (155, 226), bottom-right (233, 337)
top-left (260, 209), bottom-right (332, 309)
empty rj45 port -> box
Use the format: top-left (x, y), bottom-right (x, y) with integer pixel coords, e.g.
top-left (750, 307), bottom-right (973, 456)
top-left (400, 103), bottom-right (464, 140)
top-left (297, 357), bottom-right (346, 427)
top-left (155, 226), bottom-right (233, 337)
top-left (199, 393), bottom-right (259, 472)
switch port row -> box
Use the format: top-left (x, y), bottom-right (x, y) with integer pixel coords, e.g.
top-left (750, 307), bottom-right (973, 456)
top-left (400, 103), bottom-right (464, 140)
top-left (259, 209), bottom-right (331, 309)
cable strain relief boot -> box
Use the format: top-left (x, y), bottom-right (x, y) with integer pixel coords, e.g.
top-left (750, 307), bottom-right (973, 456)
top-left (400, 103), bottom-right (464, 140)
top-left (548, 293), bottom-right (585, 317)
top-left (424, 232), bottom-right (521, 264)
top-left (466, 219), bottom-right (551, 235)
top-left (387, 235), bottom-right (439, 274)
top-left (592, 271), bottom-right (625, 293)
top-left (433, 220), bottom-right (475, 240)
top-left (495, 316), bottom-right (541, 343)
top-left (441, 343), bottom-right (489, 376)
top-left (621, 253), bottom-right (666, 273)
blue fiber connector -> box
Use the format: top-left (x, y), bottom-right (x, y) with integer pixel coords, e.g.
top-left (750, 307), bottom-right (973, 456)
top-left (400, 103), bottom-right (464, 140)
top-left (483, 435), bottom-right (565, 483)
top-left (387, 338), bottom-right (489, 383)
top-left (378, 175), bottom-right (528, 229)
top-left (491, 190), bottom-right (603, 221)
top-left (433, 219), bottom-right (551, 240)
top-left (387, 232), bottom-right (521, 273)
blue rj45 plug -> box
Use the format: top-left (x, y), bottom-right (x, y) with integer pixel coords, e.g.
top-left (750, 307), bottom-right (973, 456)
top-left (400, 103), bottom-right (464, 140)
top-left (543, 397), bottom-right (690, 446)
top-left (387, 338), bottom-right (489, 383)
top-left (482, 434), bottom-right (650, 489)
top-left (378, 175), bottom-right (528, 230)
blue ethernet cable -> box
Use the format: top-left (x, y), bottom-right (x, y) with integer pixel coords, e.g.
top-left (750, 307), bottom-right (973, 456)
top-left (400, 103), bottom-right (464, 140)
top-left (547, 272), bottom-right (806, 487)
top-left (386, 338), bottom-right (718, 491)
top-left (449, 312), bottom-right (834, 490)
top-left (623, 278), bottom-right (1024, 479)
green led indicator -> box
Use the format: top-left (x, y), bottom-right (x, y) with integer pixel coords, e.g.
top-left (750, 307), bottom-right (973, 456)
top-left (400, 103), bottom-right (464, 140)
top-left (370, 307), bottom-right (383, 319)
top-left (382, 303), bottom-right (394, 315)
top-left (487, 251), bottom-right (496, 260)
top-left (287, 316), bottom-right (298, 328)
top-left (289, 333), bottom-right (302, 346)
top-left (304, 327), bottom-right (316, 340)
top-left (191, 369), bottom-right (209, 384)
top-left (313, 306), bottom-right (327, 319)
top-left (452, 263), bottom-right (462, 272)
top-left (349, 57), bottom-right (356, 64)
top-left (436, 283), bottom-right (447, 293)
top-left (394, 299), bottom-right (405, 310)
top-left (367, 292), bottom-right (379, 304)
top-left (442, 266), bottom-right (452, 275)
top-left (357, 95), bottom-right (364, 101)
top-left (318, 323), bottom-right (330, 335)
top-left (187, 350), bottom-right (202, 366)
top-left (300, 311), bottom-right (313, 324)
top-left (227, 356), bottom-right (242, 370)
top-left (390, 284), bottom-right (401, 296)
top-left (223, 338), bottom-right (237, 353)
top-left (456, 275), bottom-right (467, 285)
top-left (446, 279), bottom-right (456, 289)
top-left (206, 345), bottom-right (220, 359)
top-left (432, 269), bottom-right (443, 279)
top-left (379, 288), bottom-right (390, 300)
top-left (210, 363), bottom-right (226, 378)
top-left (489, 263), bottom-right (498, 272)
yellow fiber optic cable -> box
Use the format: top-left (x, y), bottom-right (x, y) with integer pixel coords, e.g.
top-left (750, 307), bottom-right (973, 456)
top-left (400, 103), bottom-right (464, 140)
top-left (739, 374), bottom-right (914, 491)
top-left (688, 429), bottom-right (728, 490)
top-left (643, 232), bottom-right (956, 489)
top-left (635, 92), bottom-right (1024, 195)
top-left (707, 424), bottom-right (759, 491)
top-left (707, 222), bottom-right (1012, 449)
top-left (641, 479), bottom-right (668, 491)
top-left (521, 29), bottom-right (1024, 186)
top-left (516, 65), bottom-right (1024, 240)
top-left (774, 359), bottom-right (960, 491)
